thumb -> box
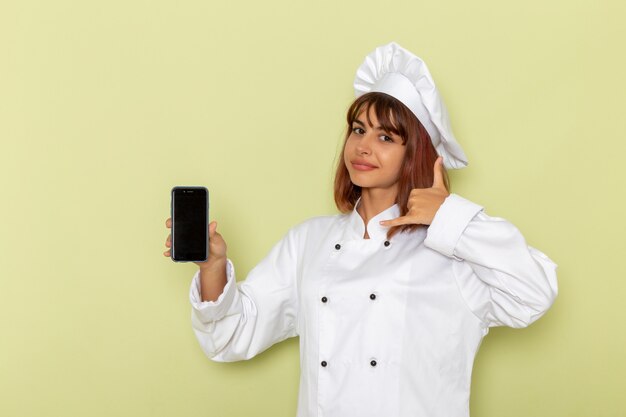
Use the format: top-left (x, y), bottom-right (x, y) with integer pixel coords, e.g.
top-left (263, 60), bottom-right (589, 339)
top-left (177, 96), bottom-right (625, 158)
top-left (432, 156), bottom-right (445, 188)
top-left (209, 221), bottom-right (218, 237)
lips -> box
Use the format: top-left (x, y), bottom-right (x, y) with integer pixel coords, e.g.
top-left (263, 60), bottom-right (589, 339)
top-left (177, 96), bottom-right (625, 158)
top-left (351, 159), bottom-right (378, 171)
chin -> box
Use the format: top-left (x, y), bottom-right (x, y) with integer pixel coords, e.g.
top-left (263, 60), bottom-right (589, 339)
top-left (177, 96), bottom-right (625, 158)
top-left (347, 174), bottom-right (377, 187)
top-left (350, 179), bottom-right (386, 189)
top-left (348, 175), bottom-right (369, 188)
top-left (349, 175), bottom-right (397, 191)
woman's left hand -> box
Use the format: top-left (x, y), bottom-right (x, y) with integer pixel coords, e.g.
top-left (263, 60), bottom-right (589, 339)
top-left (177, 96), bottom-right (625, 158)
top-left (380, 156), bottom-right (450, 227)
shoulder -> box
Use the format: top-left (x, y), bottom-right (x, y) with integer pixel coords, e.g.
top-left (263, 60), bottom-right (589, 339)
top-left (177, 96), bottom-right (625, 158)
top-left (285, 212), bottom-right (349, 244)
top-left (291, 212), bottom-right (347, 234)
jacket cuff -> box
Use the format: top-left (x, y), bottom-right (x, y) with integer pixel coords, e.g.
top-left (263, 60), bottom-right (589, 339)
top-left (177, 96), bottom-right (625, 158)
top-left (189, 258), bottom-right (238, 322)
top-left (424, 193), bottom-right (484, 259)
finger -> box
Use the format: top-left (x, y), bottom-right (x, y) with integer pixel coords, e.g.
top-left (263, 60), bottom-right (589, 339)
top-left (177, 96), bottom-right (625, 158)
top-left (166, 218), bottom-right (171, 228)
top-left (379, 216), bottom-right (415, 227)
top-left (163, 250), bottom-right (170, 257)
top-left (165, 235), bottom-right (171, 247)
top-left (432, 156), bottom-right (445, 188)
top-left (208, 221), bottom-right (217, 237)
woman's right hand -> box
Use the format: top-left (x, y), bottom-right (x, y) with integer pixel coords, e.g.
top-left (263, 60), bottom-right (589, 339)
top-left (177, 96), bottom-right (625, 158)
top-left (164, 218), bottom-right (229, 302)
top-left (164, 218), bottom-right (228, 268)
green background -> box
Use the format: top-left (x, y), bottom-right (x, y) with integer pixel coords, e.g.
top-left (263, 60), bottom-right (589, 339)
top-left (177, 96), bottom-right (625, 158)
top-left (1, 0), bottom-right (624, 416)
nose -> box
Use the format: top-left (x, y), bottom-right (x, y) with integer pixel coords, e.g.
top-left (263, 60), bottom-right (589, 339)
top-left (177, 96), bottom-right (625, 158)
top-left (356, 133), bottom-right (374, 155)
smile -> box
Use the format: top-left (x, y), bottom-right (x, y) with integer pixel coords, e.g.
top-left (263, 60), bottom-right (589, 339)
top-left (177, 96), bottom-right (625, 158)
top-left (351, 159), bottom-right (378, 171)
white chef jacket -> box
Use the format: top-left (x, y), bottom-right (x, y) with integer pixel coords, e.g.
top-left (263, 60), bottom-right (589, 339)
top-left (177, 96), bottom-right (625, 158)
top-left (189, 193), bottom-right (558, 417)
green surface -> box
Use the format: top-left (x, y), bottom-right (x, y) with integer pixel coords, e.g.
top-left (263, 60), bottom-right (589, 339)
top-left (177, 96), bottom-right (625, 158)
top-left (1, 0), bottom-right (624, 416)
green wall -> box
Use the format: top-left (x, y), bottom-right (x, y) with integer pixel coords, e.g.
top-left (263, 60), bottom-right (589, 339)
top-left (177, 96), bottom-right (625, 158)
top-left (1, 0), bottom-right (624, 416)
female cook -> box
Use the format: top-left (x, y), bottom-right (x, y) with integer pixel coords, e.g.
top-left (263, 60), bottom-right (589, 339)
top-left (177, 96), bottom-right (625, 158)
top-left (163, 42), bottom-right (558, 417)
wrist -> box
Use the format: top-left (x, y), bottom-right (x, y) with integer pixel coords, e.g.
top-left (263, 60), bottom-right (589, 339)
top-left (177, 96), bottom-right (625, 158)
top-left (199, 256), bottom-right (227, 273)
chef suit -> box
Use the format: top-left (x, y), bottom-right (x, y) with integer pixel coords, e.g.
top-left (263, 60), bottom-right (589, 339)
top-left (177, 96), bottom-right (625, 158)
top-left (189, 193), bottom-right (558, 417)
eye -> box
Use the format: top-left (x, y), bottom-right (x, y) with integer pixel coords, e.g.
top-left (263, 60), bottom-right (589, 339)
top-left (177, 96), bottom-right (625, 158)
top-left (380, 135), bottom-right (394, 143)
top-left (352, 127), bottom-right (365, 135)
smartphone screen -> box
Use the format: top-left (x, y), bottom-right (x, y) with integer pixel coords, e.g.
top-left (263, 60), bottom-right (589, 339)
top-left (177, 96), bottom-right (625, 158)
top-left (171, 186), bottom-right (209, 262)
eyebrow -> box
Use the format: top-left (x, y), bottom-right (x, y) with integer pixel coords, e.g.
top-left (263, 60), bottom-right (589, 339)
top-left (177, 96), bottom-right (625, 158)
top-left (353, 119), bottom-right (386, 131)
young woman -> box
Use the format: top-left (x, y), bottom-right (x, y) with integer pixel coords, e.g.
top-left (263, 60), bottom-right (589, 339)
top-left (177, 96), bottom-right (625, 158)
top-left (164, 42), bottom-right (558, 417)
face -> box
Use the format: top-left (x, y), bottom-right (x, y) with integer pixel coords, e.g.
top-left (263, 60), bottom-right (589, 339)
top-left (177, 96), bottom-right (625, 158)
top-left (343, 106), bottom-right (406, 191)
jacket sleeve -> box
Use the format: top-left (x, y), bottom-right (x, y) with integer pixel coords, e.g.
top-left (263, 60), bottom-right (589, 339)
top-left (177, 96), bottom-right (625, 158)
top-left (189, 227), bottom-right (300, 362)
top-left (423, 193), bottom-right (558, 328)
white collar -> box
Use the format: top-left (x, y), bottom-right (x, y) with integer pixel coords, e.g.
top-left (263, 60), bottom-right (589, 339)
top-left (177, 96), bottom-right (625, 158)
top-left (345, 198), bottom-right (400, 241)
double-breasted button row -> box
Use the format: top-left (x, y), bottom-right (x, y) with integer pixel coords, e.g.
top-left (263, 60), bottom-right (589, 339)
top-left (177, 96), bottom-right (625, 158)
top-left (320, 294), bottom-right (377, 303)
top-left (320, 360), bottom-right (378, 367)
top-left (334, 241), bottom-right (391, 250)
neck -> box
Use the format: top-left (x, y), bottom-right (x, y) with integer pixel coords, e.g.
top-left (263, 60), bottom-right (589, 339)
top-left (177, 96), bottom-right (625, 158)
top-left (356, 186), bottom-right (398, 235)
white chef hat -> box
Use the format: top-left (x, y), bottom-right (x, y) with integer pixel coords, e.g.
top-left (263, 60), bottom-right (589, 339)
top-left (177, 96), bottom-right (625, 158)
top-left (354, 42), bottom-right (468, 169)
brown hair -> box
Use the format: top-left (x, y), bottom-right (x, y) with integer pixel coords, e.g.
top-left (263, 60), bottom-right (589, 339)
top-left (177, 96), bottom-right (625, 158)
top-left (334, 92), bottom-right (450, 239)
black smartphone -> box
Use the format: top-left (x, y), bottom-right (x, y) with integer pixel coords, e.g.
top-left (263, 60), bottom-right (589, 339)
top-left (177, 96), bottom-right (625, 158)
top-left (170, 186), bottom-right (209, 262)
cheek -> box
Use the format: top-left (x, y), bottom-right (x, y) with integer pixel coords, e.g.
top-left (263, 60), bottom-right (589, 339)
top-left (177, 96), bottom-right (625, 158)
top-left (343, 139), bottom-right (355, 162)
top-left (383, 148), bottom-right (406, 174)
top-left (395, 150), bottom-right (407, 171)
